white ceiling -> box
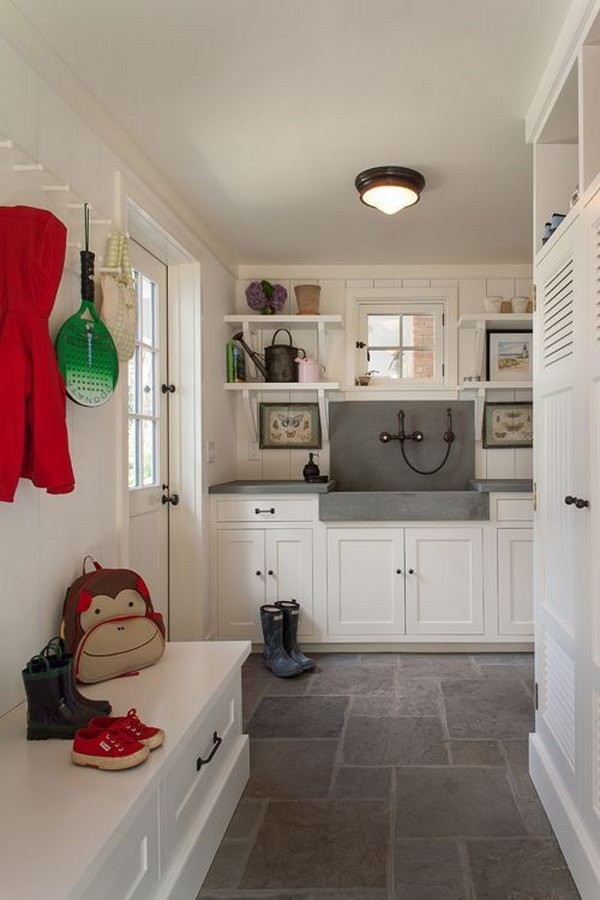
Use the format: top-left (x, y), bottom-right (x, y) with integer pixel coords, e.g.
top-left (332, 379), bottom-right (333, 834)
top-left (14, 0), bottom-right (570, 265)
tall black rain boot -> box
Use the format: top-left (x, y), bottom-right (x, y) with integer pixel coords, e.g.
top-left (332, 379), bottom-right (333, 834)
top-left (41, 637), bottom-right (111, 715)
top-left (22, 655), bottom-right (93, 740)
top-left (275, 600), bottom-right (315, 672)
top-left (260, 605), bottom-right (303, 678)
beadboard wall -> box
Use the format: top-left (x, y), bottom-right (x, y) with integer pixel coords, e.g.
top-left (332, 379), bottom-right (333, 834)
top-left (234, 269), bottom-right (533, 483)
top-left (0, 30), bottom-right (236, 718)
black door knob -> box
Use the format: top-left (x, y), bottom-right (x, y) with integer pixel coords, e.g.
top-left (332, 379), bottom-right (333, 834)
top-left (268, 570), bottom-right (275, 576)
top-left (575, 498), bottom-right (590, 509)
top-left (162, 492), bottom-right (179, 506)
top-left (255, 570), bottom-right (262, 576)
top-left (396, 568), bottom-right (402, 574)
top-left (161, 383), bottom-right (176, 393)
top-left (564, 496), bottom-right (577, 505)
top-left (407, 568), bottom-right (415, 575)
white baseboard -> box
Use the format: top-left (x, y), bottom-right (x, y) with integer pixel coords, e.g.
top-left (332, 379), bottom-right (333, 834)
top-left (248, 641), bottom-right (533, 653)
top-left (530, 733), bottom-right (600, 900)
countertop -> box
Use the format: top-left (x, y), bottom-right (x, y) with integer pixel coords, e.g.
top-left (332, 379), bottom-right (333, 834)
top-left (470, 479), bottom-right (533, 493)
top-left (209, 479), bottom-right (336, 494)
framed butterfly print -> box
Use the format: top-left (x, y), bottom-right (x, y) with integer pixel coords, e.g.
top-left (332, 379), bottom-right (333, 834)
top-left (258, 403), bottom-right (322, 449)
top-left (482, 402), bottom-right (533, 449)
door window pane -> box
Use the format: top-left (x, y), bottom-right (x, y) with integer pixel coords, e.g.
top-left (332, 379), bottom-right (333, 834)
top-left (141, 277), bottom-right (155, 345)
top-left (142, 419), bottom-right (156, 486)
top-left (129, 267), bottom-right (161, 490)
top-left (128, 418), bottom-right (139, 488)
top-left (141, 349), bottom-right (155, 416)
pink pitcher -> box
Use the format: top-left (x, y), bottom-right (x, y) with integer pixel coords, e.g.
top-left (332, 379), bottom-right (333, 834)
top-left (296, 355), bottom-right (326, 383)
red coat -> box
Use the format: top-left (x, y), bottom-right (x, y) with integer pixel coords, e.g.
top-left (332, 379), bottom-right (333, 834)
top-left (0, 206), bottom-right (75, 502)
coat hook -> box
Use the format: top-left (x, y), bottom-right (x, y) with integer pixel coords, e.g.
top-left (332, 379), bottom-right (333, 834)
top-left (13, 163), bottom-right (44, 172)
top-left (91, 218), bottom-right (112, 226)
top-left (42, 184), bottom-right (70, 192)
top-left (0, 139), bottom-right (13, 149)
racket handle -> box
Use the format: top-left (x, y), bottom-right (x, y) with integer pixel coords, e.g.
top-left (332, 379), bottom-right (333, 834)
top-left (80, 250), bottom-right (95, 302)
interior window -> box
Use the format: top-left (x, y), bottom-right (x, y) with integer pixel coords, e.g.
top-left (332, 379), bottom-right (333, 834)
top-left (128, 271), bottom-right (160, 488)
top-left (357, 302), bottom-right (444, 384)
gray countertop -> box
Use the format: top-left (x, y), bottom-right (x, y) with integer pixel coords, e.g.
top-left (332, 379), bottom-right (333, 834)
top-left (470, 479), bottom-right (533, 493)
top-left (209, 480), bottom-right (336, 494)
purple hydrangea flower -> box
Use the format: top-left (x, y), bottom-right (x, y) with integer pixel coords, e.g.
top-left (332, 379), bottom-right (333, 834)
top-left (245, 280), bottom-right (287, 312)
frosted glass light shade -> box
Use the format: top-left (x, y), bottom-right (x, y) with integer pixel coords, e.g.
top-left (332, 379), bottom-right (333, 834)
top-left (355, 166), bottom-right (425, 216)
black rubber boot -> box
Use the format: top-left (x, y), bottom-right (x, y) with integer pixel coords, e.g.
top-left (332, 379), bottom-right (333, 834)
top-left (22, 655), bottom-right (94, 740)
top-left (260, 605), bottom-right (303, 678)
top-left (275, 600), bottom-right (315, 672)
top-left (41, 637), bottom-right (111, 715)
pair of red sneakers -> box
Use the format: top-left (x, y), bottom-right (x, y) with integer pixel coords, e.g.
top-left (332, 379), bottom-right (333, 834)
top-left (71, 708), bottom-right (164, 771)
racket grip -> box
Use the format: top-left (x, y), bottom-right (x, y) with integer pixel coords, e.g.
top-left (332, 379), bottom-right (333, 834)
top-left (80, 250), bottom-right (95, 302)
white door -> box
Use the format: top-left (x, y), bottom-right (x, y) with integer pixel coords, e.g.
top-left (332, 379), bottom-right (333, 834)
top-left (327, 528), bottom-right (405, 636)
top-left (534, 217), bottom-right (586, 797)
top-left (404, 527), bottom-right (483, 634)
top-left (128, 242), bottom-right (170, 627)
top-left (497, 528), bottom-right (533, 636)
top-left (217, 529), bottom-right (265, 638)
top-left (265, 529), bottom-right (314, 636)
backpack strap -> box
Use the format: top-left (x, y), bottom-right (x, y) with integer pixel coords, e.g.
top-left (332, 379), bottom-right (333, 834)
top-left (82, 556), bottom-right (102, 575)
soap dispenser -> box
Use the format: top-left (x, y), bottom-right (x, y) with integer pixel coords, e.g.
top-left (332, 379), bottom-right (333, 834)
top-left (302, 452), bottom-right (320, 482)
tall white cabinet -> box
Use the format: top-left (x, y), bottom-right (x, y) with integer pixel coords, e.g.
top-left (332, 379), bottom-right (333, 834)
top-left (528, 7), bottom-right (600, 895)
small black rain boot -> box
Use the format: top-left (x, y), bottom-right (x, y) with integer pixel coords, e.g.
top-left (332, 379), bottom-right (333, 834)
top-left (41, 637), bottom-right (111, 715)
top-left (260, 605), bottom-right (303, 678)
top-left (275, 600), bottom-right (315, 672)
top-left (22, 655), bottom-right (94, 740)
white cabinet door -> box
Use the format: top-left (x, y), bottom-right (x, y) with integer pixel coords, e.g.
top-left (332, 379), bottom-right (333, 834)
top-left (217, 530), bottom-right (265, 638)
top-left (405, 528), bottom-right (484, 634)
top-left (265, 529), bottom-right (314, 636)
top-left (327, 528), bottom-right (405, 635)
top-left (498, 528), bottom-right (534, 635)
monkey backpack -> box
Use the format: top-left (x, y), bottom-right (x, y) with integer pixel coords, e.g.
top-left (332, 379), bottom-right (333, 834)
top-left (60, 558), bottom-right (166, 683)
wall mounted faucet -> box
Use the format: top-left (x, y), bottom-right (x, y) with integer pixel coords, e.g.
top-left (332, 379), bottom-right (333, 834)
top-left (379, 408), bottom-right (456, 475)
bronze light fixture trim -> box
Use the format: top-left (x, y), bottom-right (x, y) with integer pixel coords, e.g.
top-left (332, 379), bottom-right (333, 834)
top-left (355, 166), bottom-right (426, 215)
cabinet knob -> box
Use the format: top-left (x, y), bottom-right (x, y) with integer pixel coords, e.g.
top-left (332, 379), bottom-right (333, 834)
top-left (255, 570), bottom-right (262, 576)
top-left (268, 570), bottom-right (275, 576)
top-left (407, 568), bottom-right (415, 575)
top-left (396, 568), bottom-right (402, 574)
top-left (564, 495), bottom-right (576, 505)
top-left (575, 498), bottom-right (590, 509)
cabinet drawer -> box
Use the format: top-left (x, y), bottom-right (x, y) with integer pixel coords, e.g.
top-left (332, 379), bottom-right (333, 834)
top-left (76, 793), bottom-right (159, 900)
top-left (216, 498), bottom-right (314, 522)
top-left (496, 498), bottom-right (534, 522)
top-left (163, 675), bottom-right (241, 864)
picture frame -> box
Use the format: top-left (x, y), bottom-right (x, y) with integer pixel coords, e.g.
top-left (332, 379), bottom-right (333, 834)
top-left (486, 331), bottom-right (532, 382)
top-left (258, 403), bottom-right (322, 449)
top-left (482, 402), bottom-right (533, 449)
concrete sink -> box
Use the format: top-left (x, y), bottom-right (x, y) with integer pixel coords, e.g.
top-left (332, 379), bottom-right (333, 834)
top-left (318, 490), bottom-right (489, 521)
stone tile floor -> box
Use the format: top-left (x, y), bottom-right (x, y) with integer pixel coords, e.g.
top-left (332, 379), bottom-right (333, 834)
top-left (198, 652), bottom-right (580, 899)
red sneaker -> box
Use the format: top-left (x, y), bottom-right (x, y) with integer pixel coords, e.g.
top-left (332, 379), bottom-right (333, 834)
top-left (89, 708), bottom-right (164, 750)
top-left (71, 726), bottom-right (149, 770)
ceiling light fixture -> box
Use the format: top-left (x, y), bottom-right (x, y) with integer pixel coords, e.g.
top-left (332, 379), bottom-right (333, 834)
top-left (355, 166), bottom-right (425, 215)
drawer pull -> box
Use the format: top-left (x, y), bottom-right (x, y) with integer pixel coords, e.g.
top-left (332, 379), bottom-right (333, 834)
top-left (196, 731), bottom-right (222, 772)
top-left (255, 507), bottom-right (275, 514)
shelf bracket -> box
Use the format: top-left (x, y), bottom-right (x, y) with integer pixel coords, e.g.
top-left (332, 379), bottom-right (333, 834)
top-left (242, 389), bottom-right (259, 441)
top-left (317, 320), bottom-right (326, 369)
top-left (475, 388), bottom-right (486, 441)
top-left (317, 388), bottom-right (330, 443)
top-left (474, 323), bottom-right (486, 380)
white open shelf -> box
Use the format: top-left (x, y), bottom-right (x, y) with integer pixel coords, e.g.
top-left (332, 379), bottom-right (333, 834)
top-left (459, 380), bottom-right (532, 391)
top-left (224, 382), bottom-right (339, 391)
top-left (458, 313), bottom-right (533, 330)
top-left (224, 382), bottom-right (340, 442)
top-left (224, 314), bottom-right (343, 331)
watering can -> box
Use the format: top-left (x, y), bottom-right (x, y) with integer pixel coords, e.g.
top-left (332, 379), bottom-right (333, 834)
top-left (232, 329), bottom-right (306, 383)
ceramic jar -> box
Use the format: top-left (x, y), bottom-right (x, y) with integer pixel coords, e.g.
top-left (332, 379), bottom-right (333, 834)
top-left (294, 284), bottom-right (321, 315)
top-left (511, 297), bottom-right (530, 313)
top-left (484, 296), bottom-right (502, 313)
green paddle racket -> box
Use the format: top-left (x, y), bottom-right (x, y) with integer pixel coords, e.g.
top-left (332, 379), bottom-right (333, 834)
top-left (56, 205), bottom-right (119, 406)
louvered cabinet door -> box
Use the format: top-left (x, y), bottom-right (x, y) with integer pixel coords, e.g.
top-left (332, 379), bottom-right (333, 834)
top-left (533, 213), bottom-right (588, 808)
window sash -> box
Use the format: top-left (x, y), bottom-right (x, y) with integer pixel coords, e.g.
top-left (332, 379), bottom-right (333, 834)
top-left (357, 302), bottom-right (444, 384)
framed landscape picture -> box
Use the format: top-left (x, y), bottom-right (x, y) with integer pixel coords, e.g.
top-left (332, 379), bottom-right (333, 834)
top-left (487, 331), bottom-right (532, 382)
top-left (259, 403), bottom-right (322, 449)
top-left (483, 402), bottom-right (533, 449)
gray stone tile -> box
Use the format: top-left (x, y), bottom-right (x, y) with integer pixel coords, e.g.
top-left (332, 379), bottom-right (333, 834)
top-left (241, 800), bottom-right (390, 890)
top-left (398, 654), bottom-right (479, 680)
top-left (307, 890), bottom-right (389, 899)
top-left (248, 696), bottom-right (348, 739)
top-left (501, 739), bottom-right (538, 800)
top-left (394, 767), bottom-right (526, 837)
top-left (472, 652), bottom-right (534, 666)
top-left (199, 839), bottom-right (250, 892)
top-left (393, 839), bottom-right (467, 900)
top-left (466, 837), bottom-right (580, 899)
top-left (310, 653), bottom-right (361, 668)
top-left (242, 659), bottom-right (312, 695)
top-left (449, 740), bottom-right (504, 766)
top-left (442, 677), bottom-right (534, 739)
top-left (306, 663), bottom-right (396, 696)
top-left (518, 795), bottom-right (555, 837)
top-left (201, 893), bottom-right (311, 899)
top-left (344, 716), bottom-right (447, 766)
top-left (333, 766), bottom-right (392, 799)
top-left (224, 798), bottom-right (266, 840)
top-left (360, 652), bottom-right (402, 665)
top-left (350, 679), bottom-right (440, 717)
top-left (246, 740), bottom-right (337, 798)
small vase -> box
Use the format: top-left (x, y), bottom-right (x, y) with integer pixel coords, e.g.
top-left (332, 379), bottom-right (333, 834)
top-left (294, 284), bottom-right (321, 315)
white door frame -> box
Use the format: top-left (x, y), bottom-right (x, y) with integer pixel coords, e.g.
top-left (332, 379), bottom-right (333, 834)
top-left (119, 193), bottom-right (203, 640)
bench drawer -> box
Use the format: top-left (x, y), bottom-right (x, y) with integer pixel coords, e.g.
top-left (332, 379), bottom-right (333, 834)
top-left (216, 498), bottom-right (314, 522)
top-left (162, 675), bottom-right (242, 863)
